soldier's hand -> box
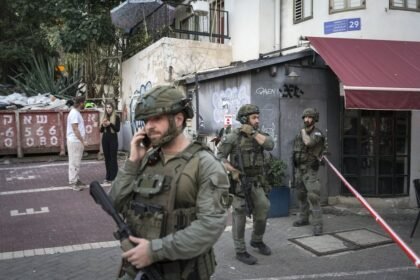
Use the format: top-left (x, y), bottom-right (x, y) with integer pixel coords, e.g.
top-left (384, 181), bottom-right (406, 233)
top-left (231, 170), bottom-right (241, 181)
top-left (122, 236), bottom-right (152, 269)
top-left (129, 129), bottom-right (148, 163)
top-left (241, 124), bottom-right (255, 137)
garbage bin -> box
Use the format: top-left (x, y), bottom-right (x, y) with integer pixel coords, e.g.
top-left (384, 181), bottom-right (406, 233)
top-left (268, 186), bottom-right (290, 218)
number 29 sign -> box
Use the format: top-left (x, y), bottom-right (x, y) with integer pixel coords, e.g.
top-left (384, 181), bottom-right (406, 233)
top-left (324, 18), bottom-right (361, 35)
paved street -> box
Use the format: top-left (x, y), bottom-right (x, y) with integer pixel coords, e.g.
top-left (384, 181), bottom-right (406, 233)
top-left (0, 158), bottom-right (420, 279)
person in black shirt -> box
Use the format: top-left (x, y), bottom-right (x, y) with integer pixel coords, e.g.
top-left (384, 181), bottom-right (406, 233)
top-left (100, 102), bottom-right (120, 183)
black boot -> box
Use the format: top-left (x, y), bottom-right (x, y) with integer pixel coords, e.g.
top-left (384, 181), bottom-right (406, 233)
top-left (293, 219), bottom-right (309, 227)
top-left (250, 241), bottom-right (272, 255)
top-left (236, 251), bottom-right (257, 265)
top-left (313, 224), bottom-right (323, 236)
top-left (312, 209), bottom-right (323, 236)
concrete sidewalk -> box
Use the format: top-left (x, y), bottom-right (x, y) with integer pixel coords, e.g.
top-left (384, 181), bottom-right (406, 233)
top-left (0, 207), bottom-right (419, 280)
top-left (1, 155), bottom-right (419, 279)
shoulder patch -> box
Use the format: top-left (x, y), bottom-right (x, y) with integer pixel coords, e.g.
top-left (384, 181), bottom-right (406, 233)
top-left (314, 132), bottom-right (322, 136)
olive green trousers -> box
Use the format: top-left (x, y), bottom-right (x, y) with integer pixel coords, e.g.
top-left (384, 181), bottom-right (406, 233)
top-left (295, 166), bottom-right (322, 225)
top-left (231, 186), bottom-right (270, 253)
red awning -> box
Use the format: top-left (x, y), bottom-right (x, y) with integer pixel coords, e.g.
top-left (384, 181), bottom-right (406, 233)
top-left (308, 37), bottom-right (420, 110)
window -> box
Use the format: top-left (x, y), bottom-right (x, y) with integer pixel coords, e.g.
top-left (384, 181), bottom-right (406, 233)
top-left (341, 109), bottom-right (411, 197)
top-left (390, 0), bottom-right (420, 12)
top-left (294, 0), bottom-right (313, 23)
top-left (177, 1), bottom-right (228, 43)
top-left (210, 0), bottom-right (225, 43)
top-left (179, 15), bottom-right (201, 41)
top-left (330, 0), bottom-right (366, 14)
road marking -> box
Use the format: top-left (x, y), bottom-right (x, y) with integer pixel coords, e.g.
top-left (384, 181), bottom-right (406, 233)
top-left (0, 241), bottom-right (120, 260)
top-left (1, 186), bottom-right (73, 195)
top-left (6, 175), bottom-right (37, 181)
top-left (0, 160), bottom-right (102, 171)
top-left (10, 207), bottom-right (49, 216)
top-left (5, 169), bottom-right (38, 182)
top-left (225, 222), bottom-right (253, 232)
top-left (243, 266), bottom-right (418, 279)
top-left (0, 184), bottom-right (110, 196)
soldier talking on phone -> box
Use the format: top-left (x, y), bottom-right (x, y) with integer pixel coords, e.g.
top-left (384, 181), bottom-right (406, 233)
top-left (109, 85), bottom-right (231, 280)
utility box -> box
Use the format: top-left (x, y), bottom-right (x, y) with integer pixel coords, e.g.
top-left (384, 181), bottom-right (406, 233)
top-left (268, 187), bottom-right (290, 218)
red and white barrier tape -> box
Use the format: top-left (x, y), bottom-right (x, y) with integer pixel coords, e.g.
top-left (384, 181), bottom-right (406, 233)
top-left (322, 155), bottom-right (420, 268)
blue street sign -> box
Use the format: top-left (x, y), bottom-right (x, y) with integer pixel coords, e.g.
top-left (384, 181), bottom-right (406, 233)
top-left (324, 18), bottom-right (361, 34)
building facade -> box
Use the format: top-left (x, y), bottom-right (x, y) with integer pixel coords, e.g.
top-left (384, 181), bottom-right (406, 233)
top-left (114, 0), bottom-right (420, 208)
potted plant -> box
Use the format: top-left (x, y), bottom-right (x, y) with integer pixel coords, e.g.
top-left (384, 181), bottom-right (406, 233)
top-left (267, 157), bottom-right (287, 187)
top-left (266, 156), bottom-right (289, 218)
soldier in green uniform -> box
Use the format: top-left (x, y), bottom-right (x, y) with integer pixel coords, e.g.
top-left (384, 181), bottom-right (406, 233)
top-left (217, 104), bottom-right (274, 265)
top-left (292, 108), bottom-right (326, 236)
top-left (109, 85), bottom-right (231, 280)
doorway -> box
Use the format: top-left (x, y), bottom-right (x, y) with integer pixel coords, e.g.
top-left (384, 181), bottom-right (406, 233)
top-left (341, 109), bottom-right (411, 196)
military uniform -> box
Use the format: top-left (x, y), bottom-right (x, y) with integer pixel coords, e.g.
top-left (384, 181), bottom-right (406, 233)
top-left (293, 108), bottom-right (325, 235)
top-left (109, 85), bottom-right (230, 280)
top-left (217, 104), bottom-right (274, 263)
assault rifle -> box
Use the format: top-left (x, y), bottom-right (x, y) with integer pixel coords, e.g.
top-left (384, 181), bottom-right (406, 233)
top-left (235, 143), bottom-right (254, 218)
top-left (239, 176), bottom-right (254, 218)
top-left (89, 181), bottom-right (163, 280)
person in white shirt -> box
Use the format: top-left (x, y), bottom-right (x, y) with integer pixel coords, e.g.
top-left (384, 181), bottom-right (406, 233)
top-left (67, 96), bottom-right (86, 191)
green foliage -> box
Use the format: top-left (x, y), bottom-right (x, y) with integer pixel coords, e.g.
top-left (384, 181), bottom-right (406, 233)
top-left (9, 54), bottom-right (81, 98)
top-left (0, 0), bottom-right (57, 83)
top-left (0, 0), bottom-right (122, 86)
top-left (57, 1), bottom-right (119, 53)
top-left (266, 157), bottom-right (288, 186)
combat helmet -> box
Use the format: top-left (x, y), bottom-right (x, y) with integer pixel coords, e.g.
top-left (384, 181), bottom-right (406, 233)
top-left (135, 85), bottom-right (194, 121)
top-left (236, 104), bottom-right (260, 124)
top-left (302, 108), bottom-right (319, 122)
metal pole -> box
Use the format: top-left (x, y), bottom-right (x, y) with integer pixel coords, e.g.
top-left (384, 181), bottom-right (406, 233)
top-left (322, 155), bottom-right (420, 268)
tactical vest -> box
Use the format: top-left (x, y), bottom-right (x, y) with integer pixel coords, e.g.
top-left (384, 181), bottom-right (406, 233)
top-left (234, 130), bottom-right (265, 177)
top-left (123, 142), bottom-right (216, 279)
top-left (125, 142), bottom-right (207, 240)
top-left (293, 128), bottom-right (325, 168)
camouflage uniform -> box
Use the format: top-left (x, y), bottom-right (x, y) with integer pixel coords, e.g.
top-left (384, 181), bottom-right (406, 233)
top-left (293, 108), bottom-right (325, 235)
top-left (110, 86), bottom-right (230, 280)
top-left (217, 104), bottom-right (274, 264)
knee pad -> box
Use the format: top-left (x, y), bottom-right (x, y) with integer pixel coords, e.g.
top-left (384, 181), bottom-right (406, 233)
top-left (307, 192), bottom-right (320, 205)
top-left (296, 189), bottom-right (307, 201)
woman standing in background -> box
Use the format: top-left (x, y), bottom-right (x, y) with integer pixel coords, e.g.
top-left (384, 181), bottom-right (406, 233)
top-left (100, 102), bottom-right (120, 183)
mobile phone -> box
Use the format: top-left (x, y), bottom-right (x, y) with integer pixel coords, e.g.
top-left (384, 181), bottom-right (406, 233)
top-left (142, 135), bottom-right (151, 148)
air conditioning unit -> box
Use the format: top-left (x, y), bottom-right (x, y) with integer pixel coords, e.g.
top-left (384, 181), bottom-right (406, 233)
top-left (191, 0), bottom-right (209, 16)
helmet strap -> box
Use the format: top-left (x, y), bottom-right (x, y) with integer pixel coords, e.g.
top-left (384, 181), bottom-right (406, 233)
top-left (240, 115), bottom-right (248, 124)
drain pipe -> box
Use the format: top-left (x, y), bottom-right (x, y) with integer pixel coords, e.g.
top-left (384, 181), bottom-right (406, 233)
top-left (275, 0), bottom-right (281, 51)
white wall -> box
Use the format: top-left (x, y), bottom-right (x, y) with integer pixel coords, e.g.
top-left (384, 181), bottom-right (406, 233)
top-left (230, 0), bottom-right (261, 61)
top-left (120, 37), bottom-right (232, 108)
top-left (229, 0), bottom-right (281, 61)
top-left (230, 0), bottom-right (420, 62)
top-left (259, 0), bottom-right (277, 55)
top-left (226, 0), bottom-right (420, 64)
top-left (118, 37), bottom-right (232, 150)
top-left (281, 0), bottom-right (420, 49)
